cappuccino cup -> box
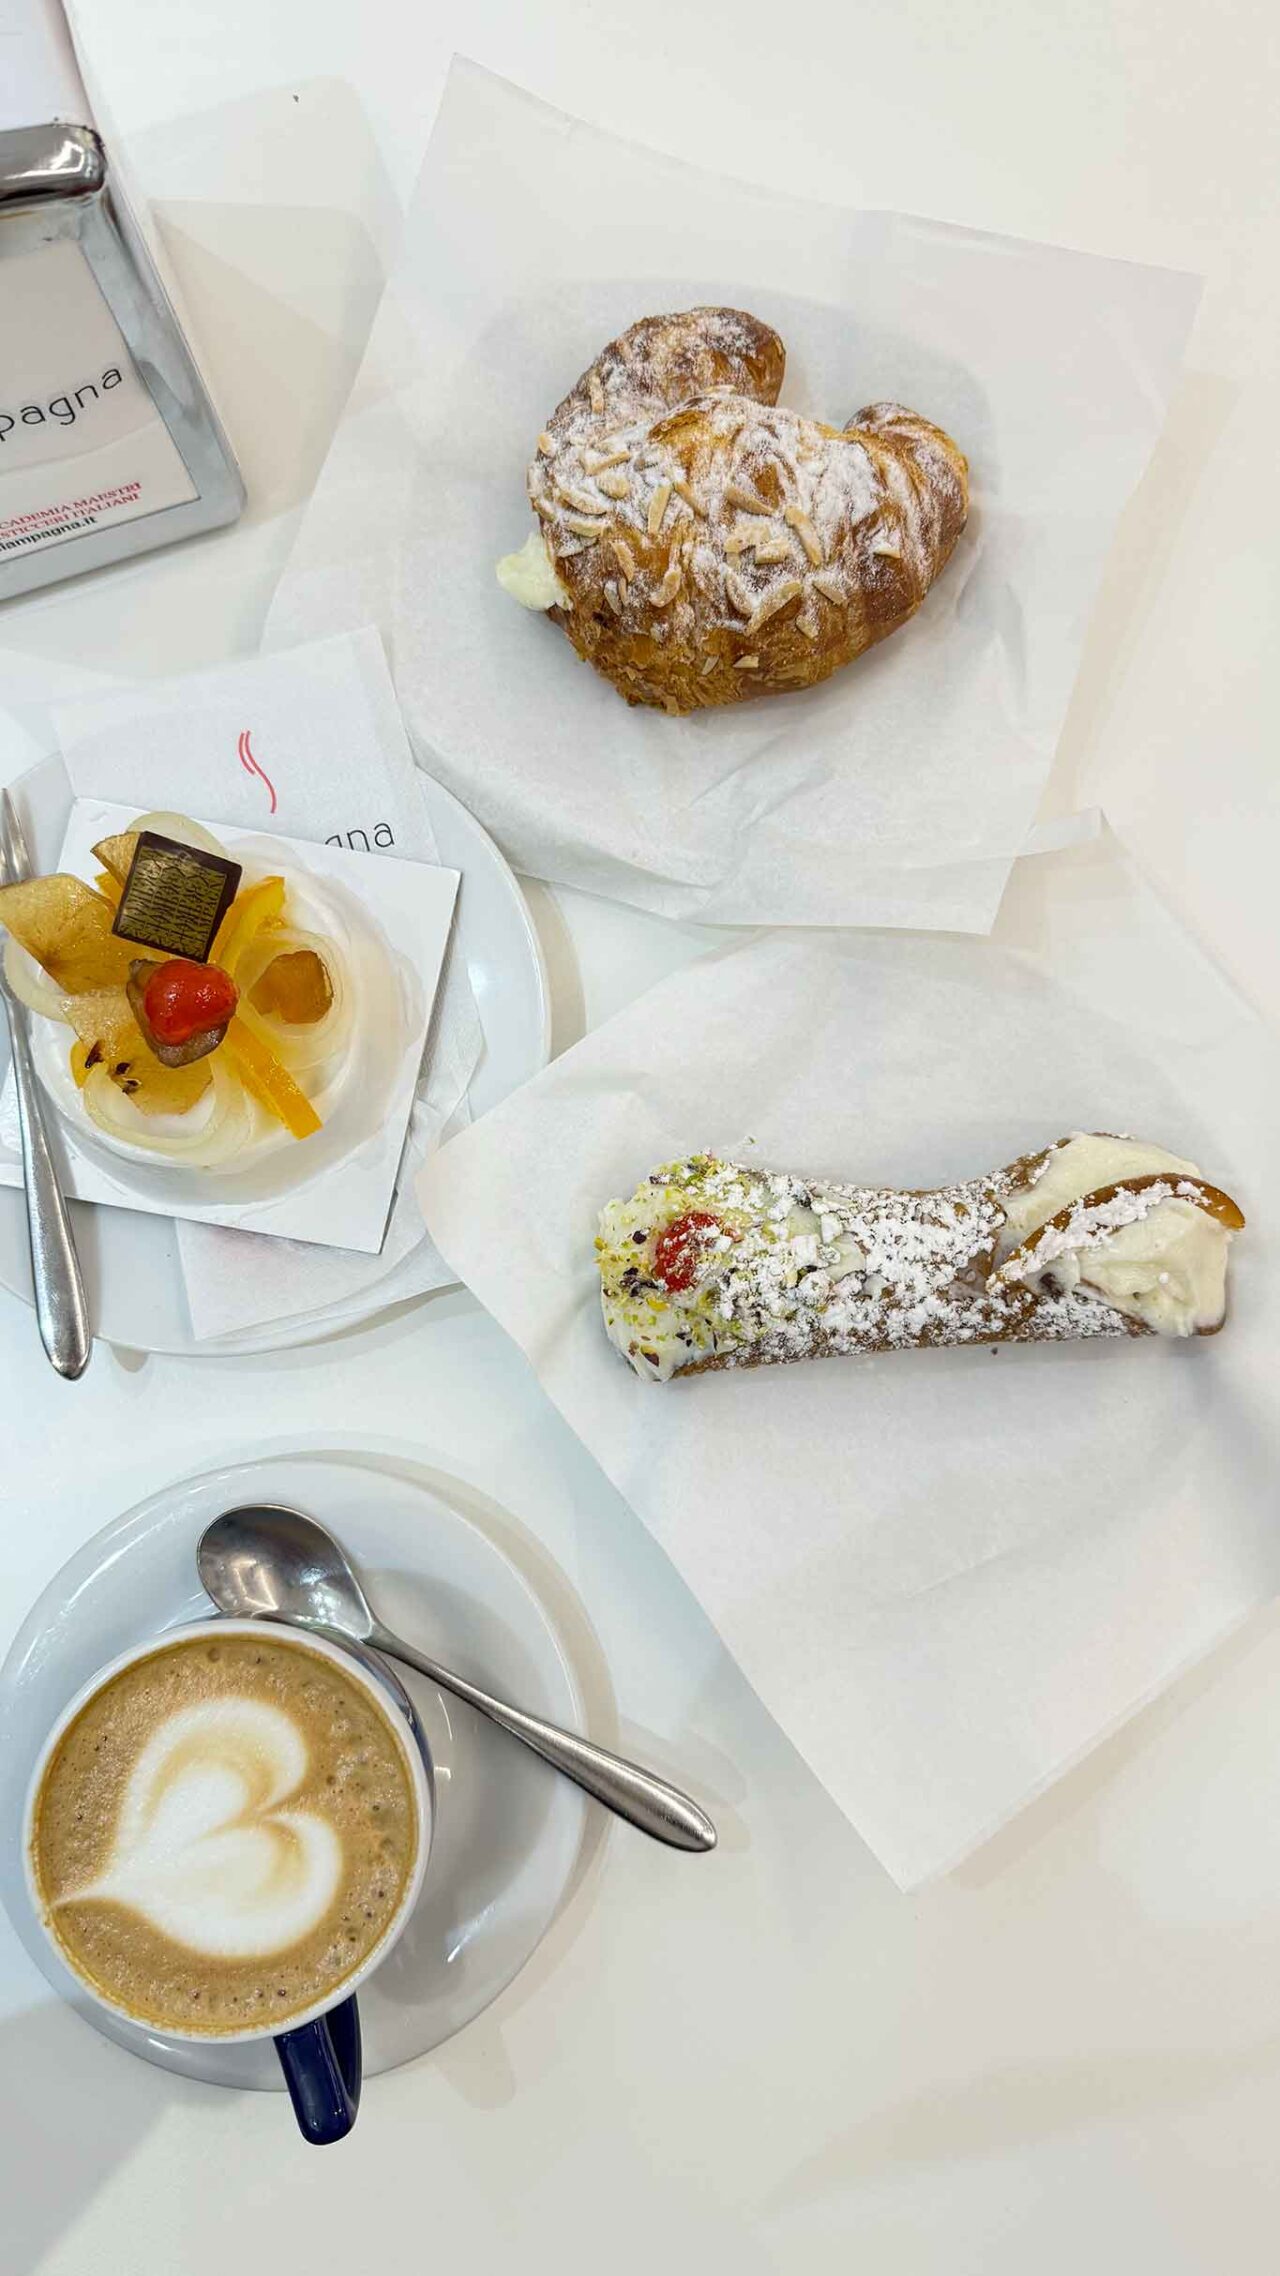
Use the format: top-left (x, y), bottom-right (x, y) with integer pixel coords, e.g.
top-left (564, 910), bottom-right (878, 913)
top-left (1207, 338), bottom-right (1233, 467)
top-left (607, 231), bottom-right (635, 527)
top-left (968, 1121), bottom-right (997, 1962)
top-left (23, 1619), bottom-right (431, 2144)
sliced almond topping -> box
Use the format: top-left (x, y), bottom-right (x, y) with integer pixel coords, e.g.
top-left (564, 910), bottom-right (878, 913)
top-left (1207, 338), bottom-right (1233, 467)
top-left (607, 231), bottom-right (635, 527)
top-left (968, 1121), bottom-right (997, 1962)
top-left (564, 514), bottom-right (607, 540)
top-left (597, 470), bottom-right (631, 500)
top-left (724, 568), bottom-right (756, 618)
top-left (532, 496), bottom-right (556, 520)
top-left (556, 480), bottom-right (603, 515)
top-left (797, 608), bottom-right (820, 640)
top-left (810, 570), bottom-right (845, 603)
top-left (746, 578), bottom-right (803, 635)
top-left (726, 480), bottom-right (769, 515)
top-left (647, 479), bottom-right (673, 537)
top-left (537, 430), bottom-right (555, 455)
top-left (752, 530), bottom-right (792, 565)
top-left (784, 505), bottom-right (824, 565)
top-left (672, 478), bottom-right (704, 515)
top-left (589, 374), bottom-right (605, 417)
top-left (584, 446), bottom-right (629, 474)
top-left (734, 654), bottom-right (761, 671)
top-left (612, 537), bottom-right (637, 582)
top-left (652, 561), bottom-right (683, 608)
top-left (604, 580), bottom-right (623, 615)
top-left (699, 657), bottom-right (718, 677)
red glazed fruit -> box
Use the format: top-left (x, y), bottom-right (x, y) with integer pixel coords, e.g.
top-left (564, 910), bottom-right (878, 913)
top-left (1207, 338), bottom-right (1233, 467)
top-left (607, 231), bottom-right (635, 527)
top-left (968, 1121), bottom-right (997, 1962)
top-left (142, 959), bottom-right (239, 1047)
top-left (652, 1210), bottom-right (729, 1293)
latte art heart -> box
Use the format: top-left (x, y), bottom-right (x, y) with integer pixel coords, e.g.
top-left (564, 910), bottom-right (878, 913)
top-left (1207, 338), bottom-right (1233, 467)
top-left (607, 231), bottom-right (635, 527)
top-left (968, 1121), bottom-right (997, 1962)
top-left (33, 1633), bottom-right (419, 2035)
top-left (65, 1699), bottom-right (344, 1959)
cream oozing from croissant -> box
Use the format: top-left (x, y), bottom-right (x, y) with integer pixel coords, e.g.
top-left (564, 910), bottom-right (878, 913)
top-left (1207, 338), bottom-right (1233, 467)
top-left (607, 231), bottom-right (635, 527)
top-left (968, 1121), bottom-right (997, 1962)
top-left (496, 529), bottom-right (568, 611)
top-left (597, 1137), bottom-right (1243, 1381)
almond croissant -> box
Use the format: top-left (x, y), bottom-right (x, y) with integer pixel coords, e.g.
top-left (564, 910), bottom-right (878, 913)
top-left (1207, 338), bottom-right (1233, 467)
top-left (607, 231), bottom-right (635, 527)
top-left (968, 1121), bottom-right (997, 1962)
top-left (498, 306), bottom-right (969, 715)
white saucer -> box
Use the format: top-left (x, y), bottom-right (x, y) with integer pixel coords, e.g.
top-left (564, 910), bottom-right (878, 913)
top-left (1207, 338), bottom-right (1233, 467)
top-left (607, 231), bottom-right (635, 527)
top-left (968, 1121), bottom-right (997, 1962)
top-left (0, 755), bottom-right (550, 1354)
top-left (0, 1451), bottom-right (591, 2088)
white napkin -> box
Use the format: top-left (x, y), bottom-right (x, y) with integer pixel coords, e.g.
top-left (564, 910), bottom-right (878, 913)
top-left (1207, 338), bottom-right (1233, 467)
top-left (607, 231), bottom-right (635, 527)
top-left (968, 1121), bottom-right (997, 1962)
top-left (266, 58), bottom-right (1200, 934)
top-left (417, 828), bottom-right (1280, 1886)
top-left (48, 630), bottom-right (482, 1341)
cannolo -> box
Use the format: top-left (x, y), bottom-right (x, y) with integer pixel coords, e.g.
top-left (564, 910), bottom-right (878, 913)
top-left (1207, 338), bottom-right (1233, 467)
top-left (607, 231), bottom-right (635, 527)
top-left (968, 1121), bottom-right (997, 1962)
top-left (596, 1135), bottom-right (1244, 1381)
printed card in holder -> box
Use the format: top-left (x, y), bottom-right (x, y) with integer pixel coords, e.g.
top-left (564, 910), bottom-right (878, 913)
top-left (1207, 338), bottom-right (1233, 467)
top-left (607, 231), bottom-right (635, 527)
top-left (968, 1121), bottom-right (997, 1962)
top-left (0, 124), bottom-right (243, 600)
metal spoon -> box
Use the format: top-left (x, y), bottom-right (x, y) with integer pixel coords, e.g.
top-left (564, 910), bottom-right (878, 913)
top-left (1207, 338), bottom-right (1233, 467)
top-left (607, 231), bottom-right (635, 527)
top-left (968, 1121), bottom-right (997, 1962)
top-left (198, 1505), bottom-right (717, 1853)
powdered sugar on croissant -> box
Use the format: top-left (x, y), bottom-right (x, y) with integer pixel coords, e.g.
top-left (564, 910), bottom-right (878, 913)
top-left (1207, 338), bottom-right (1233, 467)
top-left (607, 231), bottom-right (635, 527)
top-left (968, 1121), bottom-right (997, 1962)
top-left (499, 306), bottom-right (969, 715)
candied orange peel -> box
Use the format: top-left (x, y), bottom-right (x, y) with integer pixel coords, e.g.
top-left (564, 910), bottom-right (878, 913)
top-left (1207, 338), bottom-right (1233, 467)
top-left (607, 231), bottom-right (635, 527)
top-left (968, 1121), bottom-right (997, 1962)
top-left (223, 1013), bottom-right (322, 1140)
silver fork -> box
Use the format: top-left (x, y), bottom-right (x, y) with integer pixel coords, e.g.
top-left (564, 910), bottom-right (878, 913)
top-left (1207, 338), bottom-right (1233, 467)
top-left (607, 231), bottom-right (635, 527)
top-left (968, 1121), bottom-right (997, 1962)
top-left (0, 790), bottom-right (91, 1378)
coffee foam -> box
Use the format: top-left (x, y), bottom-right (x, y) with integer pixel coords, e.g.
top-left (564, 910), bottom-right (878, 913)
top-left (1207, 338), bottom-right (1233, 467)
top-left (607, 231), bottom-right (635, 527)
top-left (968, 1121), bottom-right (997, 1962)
top-left (32, 1632), bottom-right (419, 2035)
top-left (65, 1699), bottom-right (344, 1960)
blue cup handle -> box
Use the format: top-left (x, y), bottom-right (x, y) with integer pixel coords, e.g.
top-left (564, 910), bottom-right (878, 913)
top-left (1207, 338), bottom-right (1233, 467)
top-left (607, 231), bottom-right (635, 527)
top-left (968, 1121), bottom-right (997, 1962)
top-left (274, 1994), bottom-right (363, 2145)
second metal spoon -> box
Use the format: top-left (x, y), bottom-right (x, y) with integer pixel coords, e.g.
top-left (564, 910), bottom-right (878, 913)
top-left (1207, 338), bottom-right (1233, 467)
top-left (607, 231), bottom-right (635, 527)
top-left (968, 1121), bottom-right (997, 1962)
top-left (197, 1503), bottom-right (717, 1854)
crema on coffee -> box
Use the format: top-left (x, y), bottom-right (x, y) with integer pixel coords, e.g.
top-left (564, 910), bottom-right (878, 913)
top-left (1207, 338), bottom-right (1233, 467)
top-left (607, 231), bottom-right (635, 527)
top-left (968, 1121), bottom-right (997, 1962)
top-left (29, 1633), bottom-right (419, 2035)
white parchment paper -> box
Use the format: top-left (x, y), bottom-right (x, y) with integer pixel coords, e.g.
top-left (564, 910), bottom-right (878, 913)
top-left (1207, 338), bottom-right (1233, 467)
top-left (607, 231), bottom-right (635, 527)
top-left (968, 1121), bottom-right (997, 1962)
top-left (267, 58), bottom-right (1201, 933)
top-left (417, 830), bottom-right (1279, 1884)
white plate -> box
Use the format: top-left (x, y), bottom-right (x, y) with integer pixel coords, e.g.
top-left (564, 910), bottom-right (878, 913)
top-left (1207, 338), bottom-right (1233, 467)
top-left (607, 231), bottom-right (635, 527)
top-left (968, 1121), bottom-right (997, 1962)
top-left (0, 1450), bottom-right (592, 2089)
top-left (0, 755), bottom-right (550, 1354)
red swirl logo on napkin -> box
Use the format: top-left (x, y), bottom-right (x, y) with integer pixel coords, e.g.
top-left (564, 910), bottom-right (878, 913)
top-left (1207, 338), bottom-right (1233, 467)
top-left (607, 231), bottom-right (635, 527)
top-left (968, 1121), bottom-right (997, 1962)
top-left (237, 728), bottom-right (277, 815)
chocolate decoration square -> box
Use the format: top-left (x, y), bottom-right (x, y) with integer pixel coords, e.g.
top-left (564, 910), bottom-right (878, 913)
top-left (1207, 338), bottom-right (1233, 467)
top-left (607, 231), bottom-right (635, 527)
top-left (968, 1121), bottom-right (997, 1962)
top-left (111, 832), bottom-right (242, 963)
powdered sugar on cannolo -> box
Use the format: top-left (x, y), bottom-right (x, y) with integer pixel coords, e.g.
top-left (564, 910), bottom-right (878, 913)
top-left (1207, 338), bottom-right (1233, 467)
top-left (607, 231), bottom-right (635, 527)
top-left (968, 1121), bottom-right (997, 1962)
top-left (596, 1141), bottom-right (1244, 1382)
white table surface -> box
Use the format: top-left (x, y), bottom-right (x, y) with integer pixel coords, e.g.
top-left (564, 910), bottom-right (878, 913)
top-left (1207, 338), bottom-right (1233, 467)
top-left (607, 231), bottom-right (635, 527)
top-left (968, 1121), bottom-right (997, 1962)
top-left (4, 3), bottom-right (1280, 2270)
